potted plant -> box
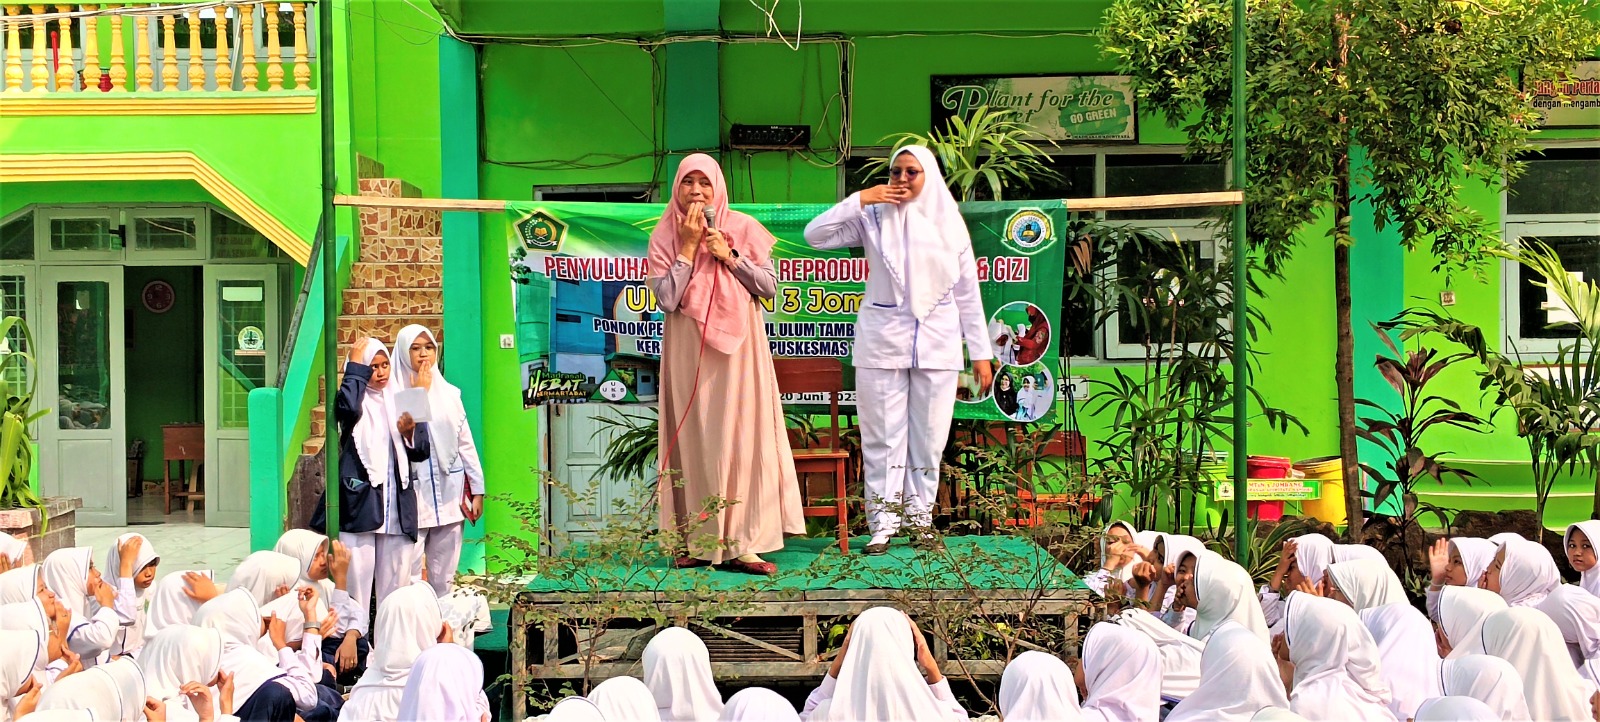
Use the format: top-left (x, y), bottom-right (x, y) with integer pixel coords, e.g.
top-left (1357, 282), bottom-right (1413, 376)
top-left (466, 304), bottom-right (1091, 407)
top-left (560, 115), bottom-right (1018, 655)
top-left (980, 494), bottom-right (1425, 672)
top-left (2, 316), bottom-right (58, 556)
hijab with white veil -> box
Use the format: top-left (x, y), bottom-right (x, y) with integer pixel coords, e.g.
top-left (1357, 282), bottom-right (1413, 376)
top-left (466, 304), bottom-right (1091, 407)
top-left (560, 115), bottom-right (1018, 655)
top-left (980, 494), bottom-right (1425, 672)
top-left (143, 570), bottom-right (211, 642)
top-left (644, 627), bottom-right (724, 722)
top-left (1283, 592), bottom-right (1397, 721)
top-left (1166, 621), bottom-right (1288, 722)
top-left (391, 324), bottom-right (469, 475)
top-left (137, 624), bottom-right (225, 722)
top-left (1326, 558), bottom-right (1405, 612)
top-left (806, 608), bottom-right (954, 722)
top-left (1567, 520), bottom-right (1600, 596)
top-left (997, 651), bottom-right (1084, 722)
top-left (589, 676), bottom-right (662, 722)
top-left (875, 145), bottom-right (970, 322)
top-left (1493, 537), bottom-right (1560, 607)
top-left (396, 642), bottom-right (490, 722)
top-left (1439, 586), bottom-right (1509, 659)
top-left (717, 688), bottom-right (799, 722)
top-left (1536, 584), bottom-right (1600, 686)
top-left (1480, 607), bottom-right (1593, 721)
top-left (193, 589), bottom-right (285, 706)
top-left (1192, 554), bottom-right (1269, 642)
top-left (1439, 654), bottom-right (1533, 721)
top-left (1080, 622), bottom-right (1162, 722)
top-left (343, 582), bottom-right (443, 722)
top-left (1359, 602), bottom-right (1443, 720)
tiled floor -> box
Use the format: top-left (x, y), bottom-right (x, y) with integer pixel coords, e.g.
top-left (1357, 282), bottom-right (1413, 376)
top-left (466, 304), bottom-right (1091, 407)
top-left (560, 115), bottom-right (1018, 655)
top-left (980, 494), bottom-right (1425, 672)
top-left (74, 493), bottom-right (252, 574)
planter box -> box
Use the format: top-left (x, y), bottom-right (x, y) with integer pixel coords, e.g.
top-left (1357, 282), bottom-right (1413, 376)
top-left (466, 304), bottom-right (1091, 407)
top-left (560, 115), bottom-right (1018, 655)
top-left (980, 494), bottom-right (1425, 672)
top-left (0, 497), bottom-right (81, 565)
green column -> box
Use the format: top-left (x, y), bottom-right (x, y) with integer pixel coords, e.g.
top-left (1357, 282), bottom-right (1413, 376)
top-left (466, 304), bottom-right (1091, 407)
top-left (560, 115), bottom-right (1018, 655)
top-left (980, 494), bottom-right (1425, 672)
top-left (661, 0), bottom-right (720, 195)
top-left (1348, 146), bottom-right (1406, 516)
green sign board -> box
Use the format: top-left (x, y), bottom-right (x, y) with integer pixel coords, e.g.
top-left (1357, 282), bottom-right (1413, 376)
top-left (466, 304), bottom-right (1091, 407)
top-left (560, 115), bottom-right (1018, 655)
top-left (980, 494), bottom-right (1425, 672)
top-left (1530, 60), bottom-right (1600, 128)
top-left (932, 74), bottom-right (1137, 142)
top-left (1214, 479), bottom-right (1321, 502)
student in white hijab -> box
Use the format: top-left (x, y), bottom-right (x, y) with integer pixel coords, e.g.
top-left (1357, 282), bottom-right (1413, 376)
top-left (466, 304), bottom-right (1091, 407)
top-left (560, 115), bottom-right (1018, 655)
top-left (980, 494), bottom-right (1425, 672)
top-left (1083, 522), bottom-right (1142, 598)
top-left (545, 698), bottom-right (607, 722)
top-left (1427, 537), bottom-right (1498, 621)
top-left (1413, 696), bottom-right (1500, 722)
top-left (646, 627), bottom-right (724, 722)
top-left (1145, 534), bottom-right (1207, 626)
top-left (273, 530), bottom-right (364, 684)
top-left (391, 324), bottom-right (486, 597)
top-left (996, 651), bottom-right (1083, 722)
top-left (1438, 654), bottom-right (1533, 721)
top-left (1358, 603), bottom-right (1442, 720)
top-left (193, 589), bottom-right (314, 721)
top-left (803, 145), bottom-right (994, 555)
top-left (0, 534), bottom-right (27, 568)
top-left (1190, 555), bottom-right (1269, 642)
top-left (1537, 584), bottom-right (1600, 687)
top-left (1331, 543), bottom-right (1384, 563)
top-left (1, 628), bottom-right (45, 721)
top-left (341, 582), bottom-right (444, 722)
top-left (227, 552), bottom-right (299, 608)
top-left (1487, 532), bottom-right (1525, 545)
top-left (394, 643), bottom-right (489, 722)
top-left (1078, 622), bottom-right (1161, 722)
top-left (716, 688), bottom-right (798, 722)
top-left (1261, 534), bottom-right (1335, 631)
top-left (1481, 607), bottom-right (1595, 721)
top-left (1438, 586), bottom-right (1509, 659)
top-left (30, 666), bottom-right (126, 720)
top-left (103, 533), bottom-right (160, 658)
top-left (137, 625), bottom-right (231, 722)
top-left (1481, 537), bottom-right (1559, 607)
top-left (40, 547), bottom-right (118, 667)
top-left (100, 658), bottom-right (149, 721)
top-left (143, 571), bottom-right (212, 643)
top-left (1323, 558), bottom-right (1405, 612)
top-left (1565, 520), bottom-right (1600, 597)
top-left (802, 607), bottom-right (965, 722)
top-left (1280, 592), bottom-right (1397, 721)
top-left (1166, 622), bottom-right (1287, 722)
top-left (588, 677), bottom-right (661, 722)
top-left (0, 565), bottom-right (39, 604)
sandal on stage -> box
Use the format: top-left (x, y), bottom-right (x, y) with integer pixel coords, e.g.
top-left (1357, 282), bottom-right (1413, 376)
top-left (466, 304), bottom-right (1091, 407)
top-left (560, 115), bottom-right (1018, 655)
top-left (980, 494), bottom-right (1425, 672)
top-left (716, 558), bottom-right (777, 576)
top-left (673, 556), bottom-right (711, 569)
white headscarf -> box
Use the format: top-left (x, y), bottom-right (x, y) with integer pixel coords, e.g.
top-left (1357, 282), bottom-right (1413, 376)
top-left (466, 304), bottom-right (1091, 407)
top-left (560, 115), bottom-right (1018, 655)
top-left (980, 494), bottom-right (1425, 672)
top-left (1167, 621), bottom-right (1288, 722)
top-left (1326, 558), bottom-right (1405, 612)
top-left (1080, 622), bottom-right (1162, 722)
top-left (349, 337), bottom-right (404, 488)
top-left (875, 145), bottom-right (969, 321)
top-left (1192, 554), bottom-right (1270, 642)
top-left (809, 608), bottom-right (949, 722)
top-left (143, 570), bottom-right (211, 642)
top-left (0, 599), bottom-right (52, 677)
top-left (1439, 586), bottom-right (1509, 659)
top-left (1493, 538), bottom-right (1560, 607)
top-left (1331, 543), bottom-right (1384, 563)
top-left (344, 582), bottom-right (442, 722)
top-left (1110, 607), bottom-right (1202, 699)
top-left (1448, 538), bottom-right (1498, 588)
top-left (1359, 603), bottom-right (1443, 720)
top-left (1439, 654), bottom-right (1533, 721)
top-left (0, 628), bottom-right (43, 700)
top-left (717, 687), bottom-right (799, 722)
top-left (1283, 592), bottom-right (1396, 721)
top-left (273, 529), bottom-right (333, 598)
top-left (1537, 584), bottom-right (1600, 684)
top-left (1099, 521), bottom-right (1139, 583)
top-left (0, 564), bottom-right (38, 604)
top-left (33, 666), bottom-right (124, 719)
top-left (546, 697), bottom-right (607, 722)
top-left (644, 627), bottom-right (724, 722)
top-left (391, 325), bottom-right (468, 474)
top-left (396, 642), bottom-right (488, 722)
top-left (41, 547), bottom-right (94, 620)
top-left (193, 589), bottom-right (284, 705)
top-left (0, 534), bottom-right (25, 566)
top-left (1486, 532), bottom-right (1525, 545)
top-left (1567, 521), bottom-right (1600, 596)
top-left (1157, 533), bottom-right (1207, 571)
top-left (1413, 696), bottom-right (1500, 722)
top-left (1251, 709), bottom-right (1311, 722)
top-left (99, 657), bottom-right (148, 721)
top-left (1290, 534), bottom-right (1336, 586)
top-left (226, 551), bottom-right (300, 606)
top-left (590, 676), bottom-right (663, 722)
top-left (104, 533), bottom-right (159, 588)
top-left (1480, 607), bottom-right (1592, 721)
top-left (996, 651), bottom-right (1083, 722)
top-left (137, 624), bottom-right (224, 718)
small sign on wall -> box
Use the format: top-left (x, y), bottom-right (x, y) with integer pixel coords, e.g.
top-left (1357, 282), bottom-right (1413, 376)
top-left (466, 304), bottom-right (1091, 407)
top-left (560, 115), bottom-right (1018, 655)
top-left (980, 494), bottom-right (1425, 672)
top-left (932, 74), bottom-right (1138, 142)
top-left (1529, 59), bottom-right (1600, 128)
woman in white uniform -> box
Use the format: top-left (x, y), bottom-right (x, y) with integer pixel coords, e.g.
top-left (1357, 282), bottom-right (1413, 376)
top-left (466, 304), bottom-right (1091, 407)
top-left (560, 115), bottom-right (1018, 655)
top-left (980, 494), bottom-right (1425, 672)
top-left (803, 145), bottom-right (993, 555)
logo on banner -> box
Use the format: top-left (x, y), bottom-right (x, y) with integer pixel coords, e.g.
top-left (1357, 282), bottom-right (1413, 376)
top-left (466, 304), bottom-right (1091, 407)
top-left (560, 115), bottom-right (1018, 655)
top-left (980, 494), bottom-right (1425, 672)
top-left (516, 210), bottom-right (568, 252)
top-left (1004, 209), bottom-right (1054, 253)
top-left (523, 368), bottom-right (589, 406)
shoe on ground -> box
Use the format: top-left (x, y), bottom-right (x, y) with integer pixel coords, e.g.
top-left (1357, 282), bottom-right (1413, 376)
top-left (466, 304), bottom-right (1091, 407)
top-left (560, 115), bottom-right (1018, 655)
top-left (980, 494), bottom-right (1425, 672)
top-left (864, 541), bottom-right (889, 556)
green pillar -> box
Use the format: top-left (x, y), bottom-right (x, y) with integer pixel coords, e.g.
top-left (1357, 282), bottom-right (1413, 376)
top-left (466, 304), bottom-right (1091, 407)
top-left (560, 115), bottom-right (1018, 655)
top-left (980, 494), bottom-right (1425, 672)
top-left (1348, 146), bottom-right (1406, 516)
top-left (661, 0), bottom-right (720, 194)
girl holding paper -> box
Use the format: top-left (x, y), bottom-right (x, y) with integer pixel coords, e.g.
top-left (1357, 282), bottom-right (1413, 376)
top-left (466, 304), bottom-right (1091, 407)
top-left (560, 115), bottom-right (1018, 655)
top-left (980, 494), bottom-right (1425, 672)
top-left (390, 324), bottom-right (486, 595)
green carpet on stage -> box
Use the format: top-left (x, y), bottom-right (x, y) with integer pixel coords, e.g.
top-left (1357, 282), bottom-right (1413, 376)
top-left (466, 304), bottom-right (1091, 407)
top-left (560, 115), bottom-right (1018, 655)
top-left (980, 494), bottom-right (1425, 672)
top-left (521, 535), bottom-right (1085, 594)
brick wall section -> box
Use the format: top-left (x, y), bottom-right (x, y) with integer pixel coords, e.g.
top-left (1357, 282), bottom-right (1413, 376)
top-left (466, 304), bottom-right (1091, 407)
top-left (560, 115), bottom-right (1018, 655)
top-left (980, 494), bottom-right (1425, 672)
top-left (0, 497), bottom-right (81, 563)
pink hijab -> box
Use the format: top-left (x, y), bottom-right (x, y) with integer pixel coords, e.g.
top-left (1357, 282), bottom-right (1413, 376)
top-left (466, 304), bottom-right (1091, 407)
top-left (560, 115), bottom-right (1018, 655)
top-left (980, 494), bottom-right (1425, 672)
top-left (647, 153), bottom-right (777, 354)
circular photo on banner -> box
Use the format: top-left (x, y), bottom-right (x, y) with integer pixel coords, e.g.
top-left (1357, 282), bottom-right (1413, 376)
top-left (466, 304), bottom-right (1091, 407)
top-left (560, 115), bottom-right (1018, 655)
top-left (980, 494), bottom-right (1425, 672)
top-left (992, 362), bottom-right (1055, 423)
top-left (989, 301), bottom-right (1052, 367)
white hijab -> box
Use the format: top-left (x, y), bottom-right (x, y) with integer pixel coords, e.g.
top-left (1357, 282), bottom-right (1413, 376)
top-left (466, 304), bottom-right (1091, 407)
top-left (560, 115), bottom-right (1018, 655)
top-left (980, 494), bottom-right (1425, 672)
top-left (0, 628), bottom-right (43, 702)
top-left (644, 627), bottom-right (724, 722)
top-left (1486, 532), bottom-right (1525, 545)
top-left (1099, 521), bottom-right (1139, 583)
top-left (1080, 622), bottom-right (1162, 722)
top-left (349, 337), bottom-right (404, 488)
top-left (0, 600), bottom-right (52, 675)
top-left (1331, 543), bottom-right (1384, 563)
top-left (0, 564), bottom-right (38, 604)
top-left (997, 651), bottom-right (1084, 722)
top-left (1449, 538), bottom-right (1498, 588)
top-left (1110, 607), bottom-right (1202, 699)
top-left (1166, 621), bottom-right (1288, 722)
top-left (100, 657), bottom-right (148, 721)
top-left (226, 551), bottom-right (300, 607)
top-left (41, 547), bottom-right (94, 620)
top-left (33, 666), bottom-right (124, 719)
top-left (1283, 593), bottom-right (1396, 721)
top-left (546, 697), bottom-right (607, 722)
top-left (809, 607), bottom-right (949, 722)
top-left (193, 589), bottom-right (284, 705)
top-left (143, 570), bottom-right (211, 642)
top-left (1326, 558), bottom-right (1405, 612)
top-left (344, 582), bottom-right (442, 722)
top-left (1567, 521), bottom-right (1600, 596)
top-left (1157, 533), bottom-right (1207, 571)
top-left (1439, 586), bottom-right (1508, 659)
top-left (1480, 607), bottom-right (1592, 721)
top-left (1359, 603), bottom-right (1443, 720)
top-left (1413, 696), bottom-right (1500, 722)
top-left (1192, 555), bottom-right (1270, 642)
top-left (396, 642), bottom-right (488, 722)
top-left (716, 688), bottom-right (799, 722)
top-left (1537, 584), bottom-right (1600, 684)
top-left (104, 533), bottom-right (159, 590)
top-left (1439, 655), bottom-right (1533, 721)
top-left (0, 534), bottom-right (25, 566)
top-left (391, 325), bottom-right (468, 473)
top-left (273, 529), bottom-right (335, 600)
top-left (1494, 538), bottom-right (1560, 607)
top-left (1251, 709), bottom-right (1311, 722)
top-left (137, 624), bottom-right (224, 720)
top-left (1290, 534), bottom-right (1336, 586)
top-left (590, 676), bottom-right (662, 722)
top-left (875, 145), bottom-right (968, 322)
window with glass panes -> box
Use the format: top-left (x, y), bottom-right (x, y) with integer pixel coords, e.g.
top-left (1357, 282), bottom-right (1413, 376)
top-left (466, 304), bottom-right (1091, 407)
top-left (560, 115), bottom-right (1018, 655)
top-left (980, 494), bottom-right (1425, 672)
top-left (1503, 147), bottom-right (1600, 353)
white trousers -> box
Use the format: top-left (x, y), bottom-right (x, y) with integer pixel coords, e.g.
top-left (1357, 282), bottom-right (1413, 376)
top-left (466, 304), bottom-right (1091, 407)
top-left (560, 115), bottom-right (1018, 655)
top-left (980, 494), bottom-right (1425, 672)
top-left (375, 531), bottom-right (422, 601)
top-left (409, 522), bottom-right (464, 597)
top-left (856, 367), bottom-right (959, 539)
top-left (338, 531), bottom-right (376, 635)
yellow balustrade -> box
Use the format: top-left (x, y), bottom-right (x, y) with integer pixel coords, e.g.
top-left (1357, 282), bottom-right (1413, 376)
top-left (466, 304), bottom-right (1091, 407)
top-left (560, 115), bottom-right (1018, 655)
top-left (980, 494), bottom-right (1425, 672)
top-left (185, 7), bottom-right (202, 89)
top-left (133, 10), bottom-right (151, 91)
top-left (82, 5), bottom-right (99, 88)
top-left (3, 7), bottom-right (22, 94)
top-left (28, 4), bottom-right (46, 93)
top-left (214, 4), bottom-right (230, 90)
top-left (108, 4), bottom-right (125, 91)
top-left (264, 2), bottom-right (282, 92)
top-left (239, 1), bottom-right (258, 91)
top-left (53, 3), bottom-right (73, 91)
top-left (159, 8), bottom-right (177, 91)
top-left (291, 3), bottom-right (307, 89)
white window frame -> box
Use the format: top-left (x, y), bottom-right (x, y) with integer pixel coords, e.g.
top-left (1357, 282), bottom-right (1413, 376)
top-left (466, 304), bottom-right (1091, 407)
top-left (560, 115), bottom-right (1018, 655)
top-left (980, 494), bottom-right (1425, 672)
top-left (1500, 219), bottom-right (1600, 356)
top-left (1101, 220), bottom-right (1228, 360)
top-left (125, 207), bottom-right (209, 262)
top-left (35, 208), bottom-right (123, 262)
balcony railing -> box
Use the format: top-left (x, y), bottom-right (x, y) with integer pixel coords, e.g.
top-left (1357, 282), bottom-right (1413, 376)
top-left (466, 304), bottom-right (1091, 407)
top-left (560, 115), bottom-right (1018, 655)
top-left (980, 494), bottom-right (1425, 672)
top-left (0, 2), bottom-right (317, 94)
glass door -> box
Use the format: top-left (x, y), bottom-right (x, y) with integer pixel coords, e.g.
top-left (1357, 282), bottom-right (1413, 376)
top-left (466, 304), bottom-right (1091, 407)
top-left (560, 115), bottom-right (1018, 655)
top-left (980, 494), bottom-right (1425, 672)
top-left (38, 266), bottom-right (126, 526)
top-left (203, 265), bottom-right (280, 528)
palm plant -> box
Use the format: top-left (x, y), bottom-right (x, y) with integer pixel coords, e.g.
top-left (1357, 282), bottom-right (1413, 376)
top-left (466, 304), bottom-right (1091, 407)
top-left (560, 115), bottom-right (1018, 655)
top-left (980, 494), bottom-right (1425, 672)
top-left (1, 316), bottom-right (48, 516)
top-left (858, 106), bottom-right (1060, 201)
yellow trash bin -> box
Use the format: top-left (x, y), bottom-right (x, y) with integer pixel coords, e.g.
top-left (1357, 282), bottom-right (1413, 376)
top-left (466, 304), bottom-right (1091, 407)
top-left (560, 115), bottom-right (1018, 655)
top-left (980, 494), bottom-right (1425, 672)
top-left (1295, 456), bottom-right (1347, 528)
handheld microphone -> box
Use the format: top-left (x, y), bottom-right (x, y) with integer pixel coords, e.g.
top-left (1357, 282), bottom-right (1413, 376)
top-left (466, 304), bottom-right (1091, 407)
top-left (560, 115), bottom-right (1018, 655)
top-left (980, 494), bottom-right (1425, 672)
top-left (703, 207), bottom-right (717, 230)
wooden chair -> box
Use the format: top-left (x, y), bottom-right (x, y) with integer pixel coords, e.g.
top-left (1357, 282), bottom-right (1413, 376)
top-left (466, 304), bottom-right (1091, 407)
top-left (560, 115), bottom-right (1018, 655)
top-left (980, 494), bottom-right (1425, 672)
top-left (773, 358), bottom-right (851, 554)
top-left (162, 423), bottom-right (205, 514)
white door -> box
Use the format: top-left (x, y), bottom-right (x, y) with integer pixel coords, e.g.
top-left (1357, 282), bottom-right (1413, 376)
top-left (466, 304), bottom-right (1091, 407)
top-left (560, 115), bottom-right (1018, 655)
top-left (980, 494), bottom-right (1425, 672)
top-left (203, 265), bottom-right (280, 528)
top-left (39, 266), bottom-right (127, 526)
top-left (546, 403), bottom-right (654, 553)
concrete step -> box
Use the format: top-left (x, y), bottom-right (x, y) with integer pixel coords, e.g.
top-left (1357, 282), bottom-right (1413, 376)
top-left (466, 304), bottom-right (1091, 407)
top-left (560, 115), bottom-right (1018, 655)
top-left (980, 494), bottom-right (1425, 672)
top-left (359, 235), bottom-right (441, 264)
top-left (360, 206), bottom-right (441, 238)
top-left (303, 436), bottom-right (324, 457)
top-left (348, 262), bottom-right (442, 290)
top-left (336, 314), bottom-right (443, 347)
top-left (343, 288), bottom-right (443, 317)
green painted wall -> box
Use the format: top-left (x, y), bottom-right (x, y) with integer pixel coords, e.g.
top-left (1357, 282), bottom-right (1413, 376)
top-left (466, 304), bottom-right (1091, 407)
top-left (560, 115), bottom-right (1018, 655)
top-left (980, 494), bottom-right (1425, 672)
top-left (348, 0), bottom-right (445, 194)
top-left (125, 266), bottom-right (203, 473)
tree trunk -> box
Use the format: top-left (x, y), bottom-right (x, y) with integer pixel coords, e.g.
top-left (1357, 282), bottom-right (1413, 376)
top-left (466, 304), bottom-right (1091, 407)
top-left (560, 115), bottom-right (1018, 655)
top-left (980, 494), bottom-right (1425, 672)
top-left (1335, 168), bottom-right (1364, 541)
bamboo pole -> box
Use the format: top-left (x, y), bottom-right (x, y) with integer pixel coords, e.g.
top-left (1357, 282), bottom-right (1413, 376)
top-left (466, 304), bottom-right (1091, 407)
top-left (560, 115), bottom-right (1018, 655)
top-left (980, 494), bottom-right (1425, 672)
top-left (333, 190), bottom-right (1245, 213)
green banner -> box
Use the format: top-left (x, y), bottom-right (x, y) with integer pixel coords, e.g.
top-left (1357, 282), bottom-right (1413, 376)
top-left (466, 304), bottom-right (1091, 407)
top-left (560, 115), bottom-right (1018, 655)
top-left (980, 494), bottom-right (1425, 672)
top-left (932, 75), bottom-right (1137, 141)
top-left (506, 201), bottom-right (1066, 422)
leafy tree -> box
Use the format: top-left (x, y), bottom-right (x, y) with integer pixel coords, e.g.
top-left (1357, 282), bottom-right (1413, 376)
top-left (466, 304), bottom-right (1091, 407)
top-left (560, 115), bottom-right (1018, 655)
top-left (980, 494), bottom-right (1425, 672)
top-left (1102, 0), bottom-right (1600, 535)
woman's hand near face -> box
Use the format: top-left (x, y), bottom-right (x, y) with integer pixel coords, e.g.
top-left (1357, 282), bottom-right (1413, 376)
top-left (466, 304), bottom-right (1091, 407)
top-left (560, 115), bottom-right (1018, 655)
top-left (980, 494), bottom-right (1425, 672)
top-left (677, 201), bottom-right (706, 257)
top-left (860, 185), bottom-right (911, 207)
